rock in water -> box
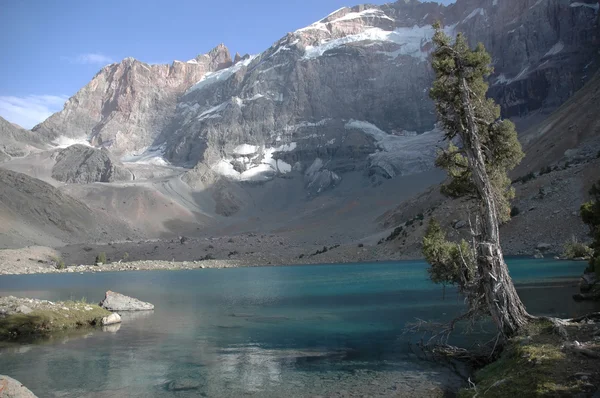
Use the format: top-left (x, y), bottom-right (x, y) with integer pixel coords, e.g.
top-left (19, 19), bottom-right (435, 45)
top-left (0, 375), bottom-right (38, 398)
top-left (101, 313), bottom-right (122, 326)
top-left (166, 379), bottom-right (202, 392)
top-left (99, 291), bottom-right (154, 311)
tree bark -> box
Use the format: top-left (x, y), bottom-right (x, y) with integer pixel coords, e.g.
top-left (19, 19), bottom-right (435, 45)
top-left (458, 76), bottom-right (532, 337)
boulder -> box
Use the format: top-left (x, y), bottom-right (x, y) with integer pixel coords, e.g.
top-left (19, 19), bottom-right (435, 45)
top-left (101, 313), bottom-right (122, 326)
top-left (453, 220), bottom-right (467, 229)
top-left (533, 250), bottom-right (544, 259)
top-left (0, 375), bottom-right (38, 398)
top-left (99, 291), bottom-right (154, 311)
top-left (15, 305), bottom-right (32, 314)
top-left (536, 243), bottom-right (552, 251)
top-left (51, 144), bottom-right (132, 184)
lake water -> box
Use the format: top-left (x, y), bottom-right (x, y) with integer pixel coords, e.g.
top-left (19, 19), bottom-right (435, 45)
top-left (0, 258), bottom-right (597, 397)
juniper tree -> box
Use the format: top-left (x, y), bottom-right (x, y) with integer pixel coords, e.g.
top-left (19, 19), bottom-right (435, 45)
top-left (580, 180), bottom-right (600, 275)
top-left (422, 24), bottom-right (532, 337)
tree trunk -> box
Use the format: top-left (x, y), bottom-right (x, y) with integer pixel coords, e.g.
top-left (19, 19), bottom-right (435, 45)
top-left (458, 77), bottom-right (532, 337)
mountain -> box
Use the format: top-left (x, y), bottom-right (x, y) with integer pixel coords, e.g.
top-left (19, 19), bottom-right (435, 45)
top-left (32, 0), bottom-right (598, 191)
top-left (1, 0), bottom-right (599, 254)
top-left (0, 116), bottom-right (47, 161)
top-left (0, 169), bottom-right (138, 248)
top-left (33, 45), bottom-right (233, 156)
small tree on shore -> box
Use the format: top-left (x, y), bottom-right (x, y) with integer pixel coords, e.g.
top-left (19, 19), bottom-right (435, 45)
top-left (422, 24), bottom-right (532, 338)
top-left (580, 180), bottom-right (600, 275)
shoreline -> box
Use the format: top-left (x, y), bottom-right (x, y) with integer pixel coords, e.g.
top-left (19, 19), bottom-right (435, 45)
top-left (0, 253), bottom-right (586, 276)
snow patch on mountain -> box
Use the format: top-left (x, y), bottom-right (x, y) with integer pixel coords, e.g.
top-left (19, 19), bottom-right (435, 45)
top-left (212, 142), bottom-right (297, 181)
top-left (52, 136), bottom-right (91, 149)
top-left (122, 145), bottom-right (170, 166)
top-left (187, 55), bottom-right (258, 94)
top-left (302, 24), bottom-right (454, 62)
top-left (570, 2), bottom-right (599, 11)
top-left (345, 120), bottom-right (442, 177)
top-left (544, 41), bottom-right (564, 57)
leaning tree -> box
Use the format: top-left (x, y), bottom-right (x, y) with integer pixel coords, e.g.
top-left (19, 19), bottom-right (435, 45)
top-left (422, 24), bottom-right (532, 338)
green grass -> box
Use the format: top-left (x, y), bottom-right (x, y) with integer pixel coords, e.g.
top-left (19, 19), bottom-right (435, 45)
top-left (0, 300), bottom-right (111, 341)
top-left (458, 320), bottom-right (598, 397)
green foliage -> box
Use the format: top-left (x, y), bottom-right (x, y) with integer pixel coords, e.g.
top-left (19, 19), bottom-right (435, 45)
top-left (0, 300), bottom-right (111, 341)
top-left (422, 219), bottom-right (475, 286)
top-left (55, 259), bottom-right (66, 270)
top-left (458, 320), bottom-right (595, 397)
top-left (95, 252), bottom-right (106, 265)
top-left (122, 252), bottom-right (129, 261)
top-left (50, 256), bottom-right (66, 270)
top-left (579, 180), bottom-right (600, 272)
top-left (562, 237), bottom-right (593, 259)
top-left (429, 25), bottom-right (524, 223)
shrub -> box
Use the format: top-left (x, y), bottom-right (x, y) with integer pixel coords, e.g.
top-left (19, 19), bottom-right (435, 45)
top-left (562, 238), bottom-right (593, 259)
top-left (358, 243), bottom-right (364, 248)
top-left (95, 252), bottom-right (106, 265)
top-left (311, 246), bottom-right (329, 256)
top-left (510, 206), bottom-right (520, 217)
top-left (55, 258), bottom-right (66, 270)
top-left (122, 252), bottom-right (129, 261)
top-left (386, 226), bottom-right (403, 241)
top-left (539, 166), bottom-right (552, 175)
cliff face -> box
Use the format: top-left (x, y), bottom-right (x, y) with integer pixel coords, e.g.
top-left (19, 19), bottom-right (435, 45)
top-left (32, 0), bottom-right (599, 192)
top-left (33, 45), bottom-right (233, 156)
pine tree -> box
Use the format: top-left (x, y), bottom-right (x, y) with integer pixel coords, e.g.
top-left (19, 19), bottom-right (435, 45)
top-left (423, 23), bottom-right (532, 337)
top-left (580, 180), bottom-right (600, 275)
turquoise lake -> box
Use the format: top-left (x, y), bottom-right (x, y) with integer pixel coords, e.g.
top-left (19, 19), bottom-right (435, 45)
top-left (0, 258), bottom-right (598, 397)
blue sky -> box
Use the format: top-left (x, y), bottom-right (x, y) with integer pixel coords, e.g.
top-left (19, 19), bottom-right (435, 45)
top-left (0, 0), bottom-right (454, 128)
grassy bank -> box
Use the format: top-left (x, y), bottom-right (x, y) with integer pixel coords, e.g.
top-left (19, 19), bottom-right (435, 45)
top-left (0, 300), bottom-right (111, 340)
top-left (458, 320), bottom-right (600, 397)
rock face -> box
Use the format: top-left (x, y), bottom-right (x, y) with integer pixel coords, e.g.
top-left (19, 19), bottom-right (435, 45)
top-left (51, 144), bottom-right (133, 183)
top-left (0, 375), bottom-right (38, 398)
top-left (33, 45), bottom-right (233, 156)
top-left (101, 313), bottom-right (122, 326)
top-left (99, 291), bottom-right (154, 311)
top-left (0, 116), bottom-right (46, 160)
top-left (31, 0), bottom-right (599, 197)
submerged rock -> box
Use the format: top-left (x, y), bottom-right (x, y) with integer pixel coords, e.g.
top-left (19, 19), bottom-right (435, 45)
top-left (101, 313), bottom-right (122, 326)
top-left (0, 375), bottom-right (38, 397)
top-left (165, 378), bottom-right (202, 392)
top-left (99, 291), bottom-right (154, 311)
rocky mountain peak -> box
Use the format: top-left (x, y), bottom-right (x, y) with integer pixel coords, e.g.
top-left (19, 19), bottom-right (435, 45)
top-left (31, 0), bottom-right (599, 197)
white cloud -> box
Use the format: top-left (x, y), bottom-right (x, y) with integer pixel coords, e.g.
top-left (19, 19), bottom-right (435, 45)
top-left (62, 53), bottom-right (115, 65)
top-left (0, 95), bottom-right (68, 129)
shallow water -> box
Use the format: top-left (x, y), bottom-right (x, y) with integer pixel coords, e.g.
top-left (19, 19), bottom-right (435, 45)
top-left (0, 259), bottom-right (597, 397)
